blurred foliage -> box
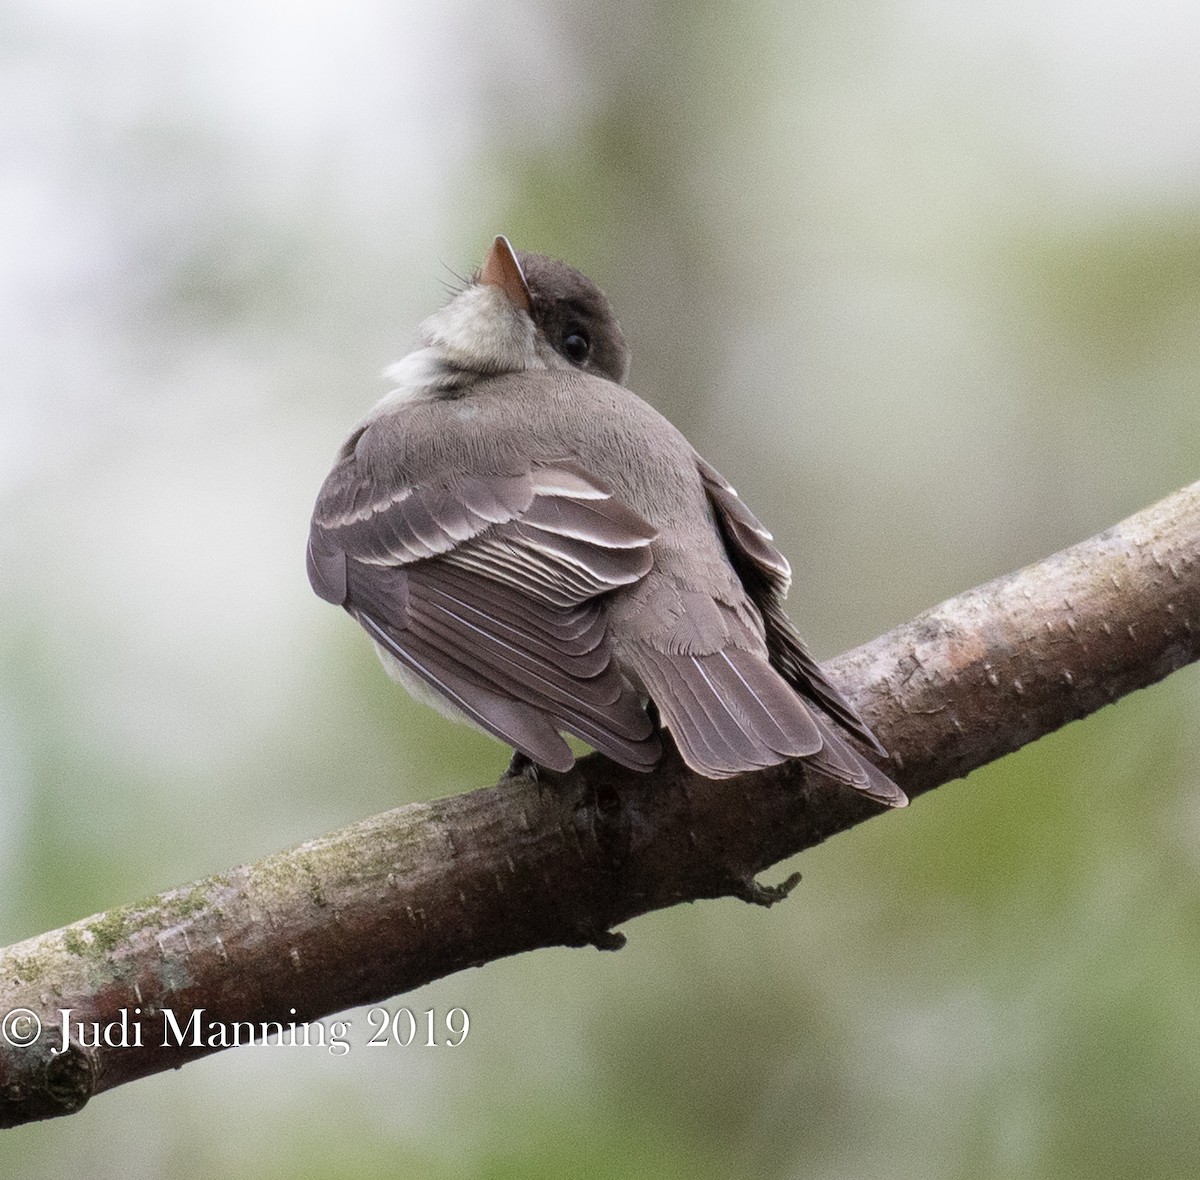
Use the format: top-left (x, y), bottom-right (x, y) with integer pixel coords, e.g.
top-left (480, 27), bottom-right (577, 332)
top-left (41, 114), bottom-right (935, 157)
top-left (1017, 210), bottom-right (1200, 372)
top-left (3, 1), bottom-right (1200, 1177)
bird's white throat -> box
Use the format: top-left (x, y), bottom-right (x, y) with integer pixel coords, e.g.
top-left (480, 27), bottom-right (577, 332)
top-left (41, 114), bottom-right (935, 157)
top-left (380, 283), bottom-right (546, 405)
top-left (379, 348), bottom-right (460, 405)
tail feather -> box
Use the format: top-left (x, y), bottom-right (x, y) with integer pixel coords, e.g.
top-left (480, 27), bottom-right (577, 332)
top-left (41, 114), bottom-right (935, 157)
top-left (806, 712), bottom-right (907, 806)
top-left (631, 642), bottom-right (906, 806)
top-left (634, 646), bottom-right (821, 778)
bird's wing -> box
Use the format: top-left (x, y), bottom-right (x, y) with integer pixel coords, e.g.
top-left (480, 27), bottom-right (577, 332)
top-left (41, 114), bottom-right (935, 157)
top-left (309, 460), bottom-right (662, 772)
top-left (693, 455), bottom-right (904, 805)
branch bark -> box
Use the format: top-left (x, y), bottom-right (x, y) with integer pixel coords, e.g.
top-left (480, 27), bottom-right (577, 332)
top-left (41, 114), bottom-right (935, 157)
top-left (2, 480), bottom-right (1197, 1128)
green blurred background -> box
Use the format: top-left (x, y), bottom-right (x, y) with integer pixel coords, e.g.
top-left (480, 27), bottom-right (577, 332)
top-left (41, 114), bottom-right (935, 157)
top-left (3, 1), bottom-right (1199, 1176)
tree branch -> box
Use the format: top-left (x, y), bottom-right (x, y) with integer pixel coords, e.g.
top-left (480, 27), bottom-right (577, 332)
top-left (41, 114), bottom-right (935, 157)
top-left (2, 480), bottom-right (1197, 1127)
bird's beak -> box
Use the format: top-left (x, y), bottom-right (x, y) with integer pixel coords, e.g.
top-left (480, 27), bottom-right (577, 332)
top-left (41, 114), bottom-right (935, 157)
top-left (479, 235), bottom-right (532, 313)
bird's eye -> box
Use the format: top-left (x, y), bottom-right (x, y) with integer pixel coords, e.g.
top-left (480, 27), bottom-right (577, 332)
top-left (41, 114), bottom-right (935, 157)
top-left (562, 330), bottom-right (590, 365)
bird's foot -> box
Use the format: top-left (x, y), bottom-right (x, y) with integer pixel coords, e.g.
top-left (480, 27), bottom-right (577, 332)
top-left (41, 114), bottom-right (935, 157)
top-left (502, 750), bottom-right (539, 784)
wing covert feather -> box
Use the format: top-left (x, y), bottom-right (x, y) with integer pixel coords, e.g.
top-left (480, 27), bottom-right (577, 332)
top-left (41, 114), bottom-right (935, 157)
top-left (309, 459), bottom-right (661, 771)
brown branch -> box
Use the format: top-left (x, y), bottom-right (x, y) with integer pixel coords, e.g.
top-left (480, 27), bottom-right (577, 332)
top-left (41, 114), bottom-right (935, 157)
top-left (2, 480), bottom-right (1197, 1128)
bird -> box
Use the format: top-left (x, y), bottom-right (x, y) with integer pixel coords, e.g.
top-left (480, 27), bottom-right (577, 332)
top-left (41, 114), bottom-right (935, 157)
top-left (307, 236), bottom-right (905, 807)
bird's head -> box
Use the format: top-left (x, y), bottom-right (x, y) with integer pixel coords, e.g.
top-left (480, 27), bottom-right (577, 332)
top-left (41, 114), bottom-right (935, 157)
top-left (417, 236), bottom-right (630, 386)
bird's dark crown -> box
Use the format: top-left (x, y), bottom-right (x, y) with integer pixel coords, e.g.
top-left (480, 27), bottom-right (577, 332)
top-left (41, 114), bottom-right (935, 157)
top-left (512, 251), bottom-right (631, 385)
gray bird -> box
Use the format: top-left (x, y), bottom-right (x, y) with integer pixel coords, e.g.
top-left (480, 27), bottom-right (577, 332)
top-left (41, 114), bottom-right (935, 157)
top-left (307, 236), bottom-right (905, 807)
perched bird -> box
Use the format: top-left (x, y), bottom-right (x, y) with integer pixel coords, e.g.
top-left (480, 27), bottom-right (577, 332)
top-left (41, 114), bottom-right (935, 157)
top-left (307, 237), bottom-right (905, 806)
